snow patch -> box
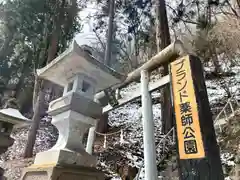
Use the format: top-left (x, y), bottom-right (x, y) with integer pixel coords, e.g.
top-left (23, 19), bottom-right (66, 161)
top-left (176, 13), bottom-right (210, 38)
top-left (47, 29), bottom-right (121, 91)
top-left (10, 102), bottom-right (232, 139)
top-left (221, 153), bottom-right (235, 166)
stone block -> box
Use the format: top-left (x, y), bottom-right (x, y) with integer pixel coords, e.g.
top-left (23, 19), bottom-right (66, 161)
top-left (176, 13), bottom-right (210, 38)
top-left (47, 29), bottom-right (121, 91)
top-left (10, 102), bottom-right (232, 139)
top-left (47, 110), bottom-right (98, 153)
top-left (34, 149), bottom-right (97, 167)
top-left (48, 92), bottom-right (102, 119)
top-left (21, 164), bottom-right (104, 180)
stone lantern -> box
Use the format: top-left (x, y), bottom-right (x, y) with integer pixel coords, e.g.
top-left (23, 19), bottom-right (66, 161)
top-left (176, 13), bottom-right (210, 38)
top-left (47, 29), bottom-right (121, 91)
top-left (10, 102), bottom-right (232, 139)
top-left (0, 108), bottom-right (30, 153)
top-left (21, 40), bottom-right (123, 180)
top-left (0, 107), bottom-right (30, 178)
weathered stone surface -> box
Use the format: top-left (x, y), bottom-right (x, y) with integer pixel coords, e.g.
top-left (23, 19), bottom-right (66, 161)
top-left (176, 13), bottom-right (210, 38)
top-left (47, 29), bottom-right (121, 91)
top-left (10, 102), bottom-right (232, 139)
top-left (33, 112), bottom-right (98, 167)
top-left (36, 40), bottom-right (124, 92)
top-left (21, 164), bottom-right (104, 180)
top-left (48, 110), bottom-right (97, 152)
top-left (29, 40), bottom-right (121, 180)
top-left (34, 149), bottom-right (96, 167)
top-left (23, 172), bottom-right (48, 180)
top-left (48, 92), bottom-right (102, 119)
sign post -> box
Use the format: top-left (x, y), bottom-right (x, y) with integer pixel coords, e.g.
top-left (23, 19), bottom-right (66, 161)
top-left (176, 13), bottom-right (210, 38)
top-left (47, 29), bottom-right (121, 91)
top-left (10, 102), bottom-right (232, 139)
top-left (170, 55), bottom-right (224, 180)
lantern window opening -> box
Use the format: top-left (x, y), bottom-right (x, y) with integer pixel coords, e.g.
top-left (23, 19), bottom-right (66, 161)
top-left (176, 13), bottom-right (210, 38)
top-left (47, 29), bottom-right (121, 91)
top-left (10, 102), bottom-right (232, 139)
top-left (67, 81), bottom-right (74, 92)
top-left (0, 122), bottom-right (13, 133)
top-left (82, 80), bottom-right (91, 93)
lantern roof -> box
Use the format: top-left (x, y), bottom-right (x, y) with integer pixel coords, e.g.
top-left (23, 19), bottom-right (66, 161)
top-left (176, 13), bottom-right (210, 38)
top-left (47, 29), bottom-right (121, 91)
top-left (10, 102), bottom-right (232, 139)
top-left (37, 40), bottom-right (125, 92)
top-left (0, 108), bottom-right (30, 125)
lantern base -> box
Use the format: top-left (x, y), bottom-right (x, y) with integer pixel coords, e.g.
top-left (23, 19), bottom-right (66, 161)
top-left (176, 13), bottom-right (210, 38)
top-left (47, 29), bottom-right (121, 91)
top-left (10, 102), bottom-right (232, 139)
top-left (21, 164), bottom-right (104, 180)
top-left (34, 149), bottom-right (96, 168)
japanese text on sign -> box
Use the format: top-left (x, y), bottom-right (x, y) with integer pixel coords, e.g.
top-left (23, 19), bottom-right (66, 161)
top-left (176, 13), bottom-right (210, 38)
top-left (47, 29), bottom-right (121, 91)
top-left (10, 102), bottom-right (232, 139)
top-left (170, 56), bottom-right (205, 159)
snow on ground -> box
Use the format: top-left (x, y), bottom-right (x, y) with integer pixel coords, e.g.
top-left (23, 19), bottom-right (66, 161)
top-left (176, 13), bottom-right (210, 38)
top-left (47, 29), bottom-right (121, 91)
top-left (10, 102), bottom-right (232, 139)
top-left (105, 65), bottom-right (240, 179)
top-left (1, 65), bottom-right (239, 180)
top-left (205, 65), bottom-right (240, 104)
top-left (221, 153), bottom-right (235, 167)
top-left (224, 177), bottom-right (232, 180)
top-left (99, 81), bottom-right (164, 179)
top-left (107, 102), bottom-right (162, 169)
top-left (111, 177), bottom-right (122, 180)
top-left (0, 120), bottom-right (58, 161)
top-left (120, 65), bottom-right (240, 110)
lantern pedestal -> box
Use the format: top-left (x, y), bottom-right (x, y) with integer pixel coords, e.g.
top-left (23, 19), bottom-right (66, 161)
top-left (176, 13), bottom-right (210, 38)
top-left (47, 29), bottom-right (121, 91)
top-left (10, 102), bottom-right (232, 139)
top-left (22, 93), bottom-right (101, 179)
top-left (34, 92), bottom-right (102, 167)
top-left (34, 149), bottom-right (96, 167)
top-left (21, 164), bottom-right (104, 180)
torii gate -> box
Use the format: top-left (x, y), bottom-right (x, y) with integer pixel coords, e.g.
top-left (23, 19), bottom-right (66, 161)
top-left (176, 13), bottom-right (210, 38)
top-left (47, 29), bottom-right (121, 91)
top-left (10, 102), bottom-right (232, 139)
top-left (92, 40), bottom-right (224, 180)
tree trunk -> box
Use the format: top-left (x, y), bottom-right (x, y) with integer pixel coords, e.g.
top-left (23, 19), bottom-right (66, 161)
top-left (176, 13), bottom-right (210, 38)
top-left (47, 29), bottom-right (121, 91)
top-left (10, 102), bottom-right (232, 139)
top-left (23, 88), bottom-right (45, 158)
top-left (98, 0), bottom-right (116, 134)
top-left (210, 47), bottom-right (222, 74)
top-left (96, 113), bottom-right (108, 133)
top-left (23, 0), bottom-right (66, 158)
top-left (0, 29), bottom-right (13, 61)
top-left (155, 0), bottom-right (172, 133)
top-left (23, 22), bottom-right (49, 158)
top-left (104, 0), bottom-right (115, 66)
top-left (47, 32), bottom-right (59, 63)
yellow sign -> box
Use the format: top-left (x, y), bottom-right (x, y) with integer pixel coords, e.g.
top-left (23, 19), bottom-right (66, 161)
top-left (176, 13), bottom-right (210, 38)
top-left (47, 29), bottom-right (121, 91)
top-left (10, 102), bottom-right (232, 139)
top-left (170, 55), bottom-right (205, 159)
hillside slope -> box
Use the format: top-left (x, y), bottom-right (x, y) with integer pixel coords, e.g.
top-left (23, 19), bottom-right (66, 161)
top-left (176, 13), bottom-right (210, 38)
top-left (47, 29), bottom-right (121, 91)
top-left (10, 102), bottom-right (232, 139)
top-left (0, 66), bottom-right (240, 180)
